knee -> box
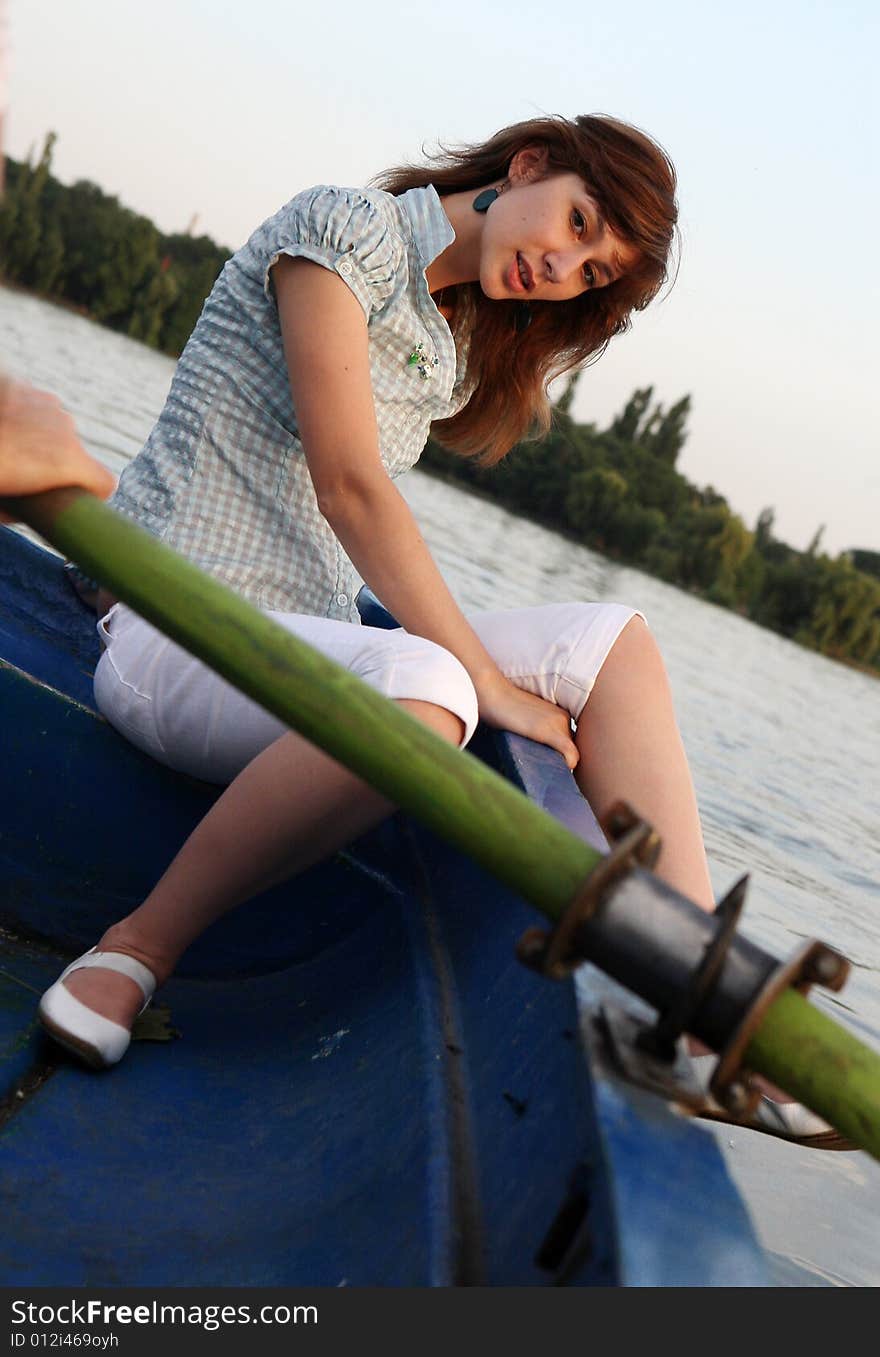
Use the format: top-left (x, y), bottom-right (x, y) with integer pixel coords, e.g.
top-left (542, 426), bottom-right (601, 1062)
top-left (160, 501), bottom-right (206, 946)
top-left (378, 638), bottom-right (479, 747)
top-left (417, 646), bottom-right (480, 747)
top-left (398, 698), bottom-right (469, 747)
top-left (600, 613), bottom-right (672, 699)
top-left (612, 613), bottom-right (661, 662)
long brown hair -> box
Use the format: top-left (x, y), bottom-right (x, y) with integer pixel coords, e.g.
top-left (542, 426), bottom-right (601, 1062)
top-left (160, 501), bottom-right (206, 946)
top-left (374, 114), bottom-right (678, 464)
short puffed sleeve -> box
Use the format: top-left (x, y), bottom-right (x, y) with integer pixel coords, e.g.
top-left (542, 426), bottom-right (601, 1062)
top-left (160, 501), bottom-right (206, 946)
top-left (262, 186), bottom-right (402, 321)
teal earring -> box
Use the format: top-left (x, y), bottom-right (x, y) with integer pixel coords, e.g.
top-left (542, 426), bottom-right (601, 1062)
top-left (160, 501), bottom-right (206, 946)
top-left (472, 188), bottom-right (500, 213)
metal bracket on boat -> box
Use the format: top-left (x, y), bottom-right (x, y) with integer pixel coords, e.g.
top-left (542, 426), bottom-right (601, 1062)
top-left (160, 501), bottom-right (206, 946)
top-left (516, 801), bottom-right (661, 980)
top-left (595, 874), bottom-right (751, 1112)
top-left (707, 938), bottom-right (851, 1116)
top-left (636, 873), bottom-right (749, 1063)
top-left (594, 1003), bottom-right (710, 1111)
top-left (598, 903), bottom-right (850, 1117)
top-left (517, 798), bottom-right (852, 1118)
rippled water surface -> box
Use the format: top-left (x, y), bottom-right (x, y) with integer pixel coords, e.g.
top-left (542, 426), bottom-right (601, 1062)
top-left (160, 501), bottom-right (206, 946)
top-left (3, 285), bottom-right (879, 1284)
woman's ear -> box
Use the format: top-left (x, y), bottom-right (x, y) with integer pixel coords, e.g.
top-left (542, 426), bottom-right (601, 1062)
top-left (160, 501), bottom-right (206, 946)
top-left (508, 144), bottom-right (550, 184)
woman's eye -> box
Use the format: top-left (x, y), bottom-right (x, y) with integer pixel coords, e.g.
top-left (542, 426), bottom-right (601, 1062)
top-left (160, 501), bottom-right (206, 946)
top-left (572, 208), bottom-right (586, 234)
top-left (582, 262), bottom-right (596, 288)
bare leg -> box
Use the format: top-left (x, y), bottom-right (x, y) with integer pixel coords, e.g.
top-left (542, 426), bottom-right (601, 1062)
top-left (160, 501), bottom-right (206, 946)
top-left (574, 619), bottom-right (803, 1101)
top-left (574, 616), bottom-right (715, 912)
top-left (63, 699), bottom-right (463, 1026)
top-left (572, 616), bottom-right (731, 1075)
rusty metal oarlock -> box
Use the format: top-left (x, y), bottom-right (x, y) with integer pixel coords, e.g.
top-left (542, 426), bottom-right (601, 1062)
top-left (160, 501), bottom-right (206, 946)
top-left (708, 938), bottom-right (851, 1116)
top-left (515, 801), bottom-right (853, 1122)
top-left (636, 873), bottom-right (749, 1063)
top-left (516, 801), bottom-right (661, 980)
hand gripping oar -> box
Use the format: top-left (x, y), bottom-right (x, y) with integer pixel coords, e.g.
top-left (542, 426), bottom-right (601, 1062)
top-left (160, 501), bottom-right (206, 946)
top-left (3, 485), bottom-right (879, 1159)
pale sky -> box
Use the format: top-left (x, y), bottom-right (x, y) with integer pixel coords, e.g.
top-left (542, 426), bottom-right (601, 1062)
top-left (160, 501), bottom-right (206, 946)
top-left (4, 0), bottom-right (878, 554)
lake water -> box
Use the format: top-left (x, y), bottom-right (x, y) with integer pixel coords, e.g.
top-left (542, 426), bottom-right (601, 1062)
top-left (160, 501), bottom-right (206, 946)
top-left (2, 284), bottom-right (879, 1285)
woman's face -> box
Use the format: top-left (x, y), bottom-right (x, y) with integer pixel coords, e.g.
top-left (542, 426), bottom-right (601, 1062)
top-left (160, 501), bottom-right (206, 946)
top-left (479, 150), bottom-right (640, 303)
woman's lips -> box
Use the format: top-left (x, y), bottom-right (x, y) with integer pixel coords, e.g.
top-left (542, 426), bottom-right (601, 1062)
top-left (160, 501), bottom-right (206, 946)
top-left (508, 252), bottom-right (533, 293)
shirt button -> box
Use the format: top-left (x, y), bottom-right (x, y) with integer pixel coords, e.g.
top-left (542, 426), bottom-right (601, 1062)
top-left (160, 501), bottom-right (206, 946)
top-left (336, 593), bottom-right (349, 608)
top-left (338, 261), bottom-right (352, 275)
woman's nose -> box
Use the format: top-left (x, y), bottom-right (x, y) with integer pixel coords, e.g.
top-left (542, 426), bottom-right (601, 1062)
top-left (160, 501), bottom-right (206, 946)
top-left (545, 250), bottom-right (587, 286)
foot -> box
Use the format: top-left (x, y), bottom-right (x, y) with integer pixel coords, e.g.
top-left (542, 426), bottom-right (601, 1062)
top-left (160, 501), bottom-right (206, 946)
top-left (39, 935), bottom-right (164, 1068)
top-left (688, 1047), bottom-right (791, 1104)
top-left (61, 969), bottom-right (145, 1029)
top-left (689, 1054), bottom-right (856, 1151)
top-left (65, 927), bottom-right (169, 1024)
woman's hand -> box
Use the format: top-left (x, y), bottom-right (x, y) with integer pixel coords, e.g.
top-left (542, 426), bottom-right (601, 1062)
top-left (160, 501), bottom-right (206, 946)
top-left (0, 379), bottom-right (116, 522)
top-left (475, 671), bottom-right (580, 770)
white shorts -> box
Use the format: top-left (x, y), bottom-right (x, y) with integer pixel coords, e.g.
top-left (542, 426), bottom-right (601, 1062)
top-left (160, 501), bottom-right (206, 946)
top-left (93, 600), bottom-right (644, 785)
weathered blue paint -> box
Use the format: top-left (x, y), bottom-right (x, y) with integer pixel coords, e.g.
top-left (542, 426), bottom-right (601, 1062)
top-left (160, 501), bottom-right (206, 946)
top-left (0, 527), bottom-right (771, 1285)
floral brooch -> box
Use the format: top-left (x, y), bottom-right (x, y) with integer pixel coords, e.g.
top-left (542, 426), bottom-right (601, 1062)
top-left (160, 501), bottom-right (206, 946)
top-left (406, 342), bottom-right (439, 380)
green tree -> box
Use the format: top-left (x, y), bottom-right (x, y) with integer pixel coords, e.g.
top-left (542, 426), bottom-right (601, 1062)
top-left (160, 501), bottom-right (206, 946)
top-left (754, 507), bottom-right (776, 553)
top-left (806, 524), bottom-right (826, 557)
top-left (610, 503), bottom-right (666, 557)
top-left (158, 234), bottom-right (230, 354)
top-left (613, 442), bottom-right (690, 518)
top-left (0, 131), bottom-right (58, 283)
top-left (731, 548), bottom-right (766, 613)
top-left (565, 467), bottom-right (628, 541)
top-left (1, 141), bottom-right (231, 356)
top-left (849, 549), bottom-right (880, 581)
top-left (30, 217), bottom-right (64, 293)
top-left (799, 558), bottom-right (880, 665)
top-left (752, 556), bottom-right (823, 637)
top-left (128, 259), bottom-right (180, 347)
top-left (608, 386), bottom-right (653, 443)
top-left (644, 395), bottom-right (691, 467)
top-left (552, 371), bottom-right (580, 417)
top-left (674, 503), bottom-right (753, 599)
top-left (53, 179), bottom-right (162, 325)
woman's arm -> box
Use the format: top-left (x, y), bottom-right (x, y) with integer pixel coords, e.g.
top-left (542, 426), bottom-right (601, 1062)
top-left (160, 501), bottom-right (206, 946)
top-left (272, 257), bottom-right (578, 767)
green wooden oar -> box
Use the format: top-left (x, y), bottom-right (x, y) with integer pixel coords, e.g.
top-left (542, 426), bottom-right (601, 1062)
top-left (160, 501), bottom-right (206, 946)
top-left (4, 485), bottom-right (880, 1160)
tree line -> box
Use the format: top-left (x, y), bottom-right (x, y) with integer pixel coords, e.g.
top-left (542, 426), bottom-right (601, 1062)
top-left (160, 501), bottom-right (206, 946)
top-left (0, 136), bottom-right (230, 354)
top-left (2, 136), bottom-right (876, 673)
top-left (422, 380), bottom-right (880, 674)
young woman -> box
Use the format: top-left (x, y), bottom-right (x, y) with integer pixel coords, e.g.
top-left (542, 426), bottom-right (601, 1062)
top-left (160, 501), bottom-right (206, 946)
top-left (36, 112), bottom-right (844, 1147)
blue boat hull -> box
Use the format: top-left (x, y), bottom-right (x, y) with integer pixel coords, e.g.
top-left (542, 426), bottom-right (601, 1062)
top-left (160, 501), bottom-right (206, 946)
top-left (0, 527), bottom-right (771, 1285)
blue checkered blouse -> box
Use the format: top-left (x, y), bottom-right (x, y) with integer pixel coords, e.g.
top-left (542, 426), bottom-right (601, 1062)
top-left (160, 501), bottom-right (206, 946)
top-left (110, 184), bottom-right (470, 620)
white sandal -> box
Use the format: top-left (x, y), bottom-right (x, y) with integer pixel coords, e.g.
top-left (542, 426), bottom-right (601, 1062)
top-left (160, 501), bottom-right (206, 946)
top-left (39, 948), bottom-right (157, 1069)
top-left (690, 1054), bottom-right (855, 1151)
